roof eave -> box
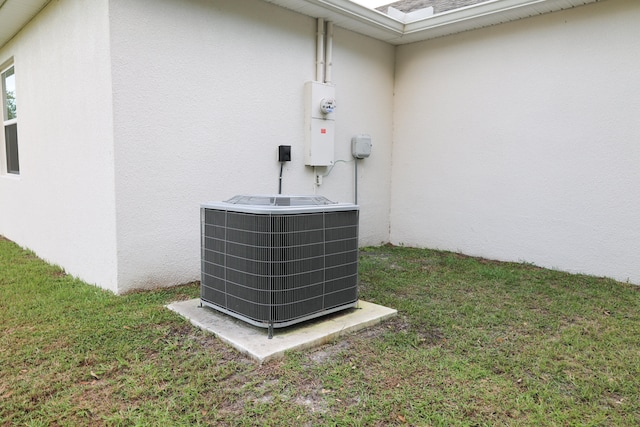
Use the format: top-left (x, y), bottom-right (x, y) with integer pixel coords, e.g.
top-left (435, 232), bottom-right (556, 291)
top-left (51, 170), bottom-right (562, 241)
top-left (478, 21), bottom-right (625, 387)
top-left (0, 0), bottom-right (51, 50)
top-left (263, 0), bottom-right (603, 45)
top-left (261, 0), bottom-right (405, 40)
top-left (0, 0), bottom-right (604, 51)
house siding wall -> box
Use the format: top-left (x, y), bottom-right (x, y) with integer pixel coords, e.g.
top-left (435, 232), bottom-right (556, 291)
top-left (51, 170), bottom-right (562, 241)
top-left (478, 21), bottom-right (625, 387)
top-left (391, 0), bottom-right (640, 284)
top-left (108, 0), bottom-right (394, 292)
top-left (0, 0), bottom-right (118, 290)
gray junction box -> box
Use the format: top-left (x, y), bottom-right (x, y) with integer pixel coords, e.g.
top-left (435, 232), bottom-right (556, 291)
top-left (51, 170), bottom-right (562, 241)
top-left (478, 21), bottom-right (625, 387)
top-left (200, 195), bottom-right (359, 333)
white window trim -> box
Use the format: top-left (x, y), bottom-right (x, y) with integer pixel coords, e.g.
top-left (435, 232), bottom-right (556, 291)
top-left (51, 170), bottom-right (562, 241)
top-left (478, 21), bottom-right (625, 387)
top-left (1, 60), bottom-right (18, 176)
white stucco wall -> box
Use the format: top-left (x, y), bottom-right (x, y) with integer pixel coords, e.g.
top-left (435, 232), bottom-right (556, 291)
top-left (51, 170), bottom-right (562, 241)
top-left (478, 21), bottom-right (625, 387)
top-left (391, 0), bottom-right (640, 284)
top-left (0, 0), bottom-right (118, 290)
top-left (108, 0), bottom-right (394, 292)
top-left (10, 0), bottom-right (631, 294)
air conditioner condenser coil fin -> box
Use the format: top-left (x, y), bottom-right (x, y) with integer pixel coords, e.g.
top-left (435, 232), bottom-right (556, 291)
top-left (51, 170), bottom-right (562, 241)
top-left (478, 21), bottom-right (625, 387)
top-left (200, 195), bottom-right (359, 329)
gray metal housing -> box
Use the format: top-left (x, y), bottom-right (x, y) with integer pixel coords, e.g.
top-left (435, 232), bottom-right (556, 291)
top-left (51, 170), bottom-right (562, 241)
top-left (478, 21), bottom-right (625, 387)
top-left (200, 195), bottom-right (359, 330)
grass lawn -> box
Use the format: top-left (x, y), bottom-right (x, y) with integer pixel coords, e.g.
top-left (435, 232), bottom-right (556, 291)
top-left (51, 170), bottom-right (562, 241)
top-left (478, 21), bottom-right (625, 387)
top-left (1, 236), bottom-right (639, 426)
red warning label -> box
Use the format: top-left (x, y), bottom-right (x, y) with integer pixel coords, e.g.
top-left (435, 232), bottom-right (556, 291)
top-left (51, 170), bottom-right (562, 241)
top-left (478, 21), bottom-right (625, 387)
top-left (321, 128), bottom-right (327, 134)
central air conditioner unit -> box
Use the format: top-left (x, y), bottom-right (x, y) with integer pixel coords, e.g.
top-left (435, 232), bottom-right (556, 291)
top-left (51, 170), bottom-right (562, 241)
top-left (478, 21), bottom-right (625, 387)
top-left (200, 195), bottom-right (359, 337)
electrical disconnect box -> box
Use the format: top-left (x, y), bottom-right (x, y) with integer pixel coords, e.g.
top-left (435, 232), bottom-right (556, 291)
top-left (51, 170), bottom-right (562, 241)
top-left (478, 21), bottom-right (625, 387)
top-left (304, 81), bottom-right (335, 166)
top-left (351, 134), bottom-right (372, 159)
top-left (278, 145), bottom-right (291, 162)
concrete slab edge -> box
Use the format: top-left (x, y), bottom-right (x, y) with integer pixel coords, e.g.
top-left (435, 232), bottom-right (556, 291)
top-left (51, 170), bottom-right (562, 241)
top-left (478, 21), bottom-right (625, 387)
top-left (167, 300), bottom-right (397, 364)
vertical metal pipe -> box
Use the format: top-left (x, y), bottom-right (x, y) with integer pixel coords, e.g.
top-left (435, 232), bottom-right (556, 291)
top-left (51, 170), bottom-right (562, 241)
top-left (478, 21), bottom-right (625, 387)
top-left (316, 18), bottom-right (325, 82)
top-left (325, 21), bottom-right (333, 84)
top-left (354, 159), bottom-right (358, 205)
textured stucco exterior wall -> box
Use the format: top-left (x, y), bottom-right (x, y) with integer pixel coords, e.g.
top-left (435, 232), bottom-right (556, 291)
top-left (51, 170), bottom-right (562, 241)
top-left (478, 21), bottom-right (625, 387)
top-left (0, 0), bottom-right (118, 290)
top-left (108, 0), bottom-right (394, 292)
top-left (391, 0), bottom-right (640, 284)
top-left (6, 0), bottom-right (634, 293)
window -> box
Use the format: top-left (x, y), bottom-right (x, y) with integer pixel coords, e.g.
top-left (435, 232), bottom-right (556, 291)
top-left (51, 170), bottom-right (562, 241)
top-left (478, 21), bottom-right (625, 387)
top-left (2, 64), bottom-right (19, 174)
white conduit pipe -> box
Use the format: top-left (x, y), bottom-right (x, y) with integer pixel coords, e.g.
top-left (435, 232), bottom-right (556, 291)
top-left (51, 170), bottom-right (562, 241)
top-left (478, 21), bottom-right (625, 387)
top-left (316, 18), bottom-right (325, 82)
top-left (325, 21), bottom-right (333, 84)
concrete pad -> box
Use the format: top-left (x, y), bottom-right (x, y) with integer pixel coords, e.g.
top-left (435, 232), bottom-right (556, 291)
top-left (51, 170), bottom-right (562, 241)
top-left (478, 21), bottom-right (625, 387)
top-left (166, 299), bottom-right (397, 364)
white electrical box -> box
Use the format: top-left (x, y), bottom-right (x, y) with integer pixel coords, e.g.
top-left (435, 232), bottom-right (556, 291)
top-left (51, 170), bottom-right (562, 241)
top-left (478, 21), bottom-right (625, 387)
top-left (351, 134), bottom-right (372, 159)
top-left (304, 81), bottom-right (335, 166)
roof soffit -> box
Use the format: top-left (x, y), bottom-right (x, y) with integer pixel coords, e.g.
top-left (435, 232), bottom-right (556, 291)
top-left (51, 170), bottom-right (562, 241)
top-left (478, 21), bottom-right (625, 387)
top-left (262, 0), bottom-right (603, 44)
top-left (0, 0), bottom-right (51, 50)
top-left (0, 0), bottom-right (604, 50)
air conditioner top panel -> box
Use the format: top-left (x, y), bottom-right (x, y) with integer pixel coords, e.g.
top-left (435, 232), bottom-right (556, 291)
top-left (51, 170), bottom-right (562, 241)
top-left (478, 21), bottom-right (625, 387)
top-left (227, 194), bottom-right (334, 206)
top-left (201, 194), bottom-right (358, 214)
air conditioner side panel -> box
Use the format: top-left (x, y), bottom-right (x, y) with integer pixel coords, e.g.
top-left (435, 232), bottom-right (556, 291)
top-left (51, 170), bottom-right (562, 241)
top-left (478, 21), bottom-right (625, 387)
top-left (200, 207), bottom-right (359, 328)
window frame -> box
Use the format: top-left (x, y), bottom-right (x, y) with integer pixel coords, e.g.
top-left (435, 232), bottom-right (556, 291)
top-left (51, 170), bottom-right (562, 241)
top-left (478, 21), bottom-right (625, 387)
top-left (1, 61), bottom-right (19, 175)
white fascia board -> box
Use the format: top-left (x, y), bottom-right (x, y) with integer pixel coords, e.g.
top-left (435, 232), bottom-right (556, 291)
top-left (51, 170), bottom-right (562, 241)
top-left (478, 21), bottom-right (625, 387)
top-left (400, 0), bottom-right (602, 40)
top-left (264, 0), bottom-right (603, 44)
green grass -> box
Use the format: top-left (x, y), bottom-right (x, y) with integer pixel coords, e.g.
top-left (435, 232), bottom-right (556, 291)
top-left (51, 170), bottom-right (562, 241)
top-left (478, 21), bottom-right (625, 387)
top-left (1, 238), bottom-right (639, 426)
